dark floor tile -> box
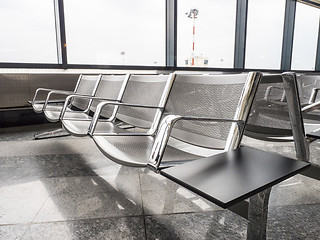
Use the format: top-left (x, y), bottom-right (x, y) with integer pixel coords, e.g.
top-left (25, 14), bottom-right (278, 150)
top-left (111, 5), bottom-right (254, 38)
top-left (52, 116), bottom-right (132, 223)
top-left (145, 211), bottom-right (247, 240)
top-left (269, 175), bottom-right (320, 207)
top-left (142, 188), bottom-right (221, 215)
top-left (0, 138), bottom-right (96, 158)
top-left (309, 140), bottom-right (320, 166)
top-left (0, 154), bottom-right (96, 182)
top-left (0, 123), bottom-right (66, 142)
top-left (22, 217), bottom-right (145, 240)
top-left (140, 169), bottom-right (222, 215)
top-left (267, 204), bottom-right (320, 240)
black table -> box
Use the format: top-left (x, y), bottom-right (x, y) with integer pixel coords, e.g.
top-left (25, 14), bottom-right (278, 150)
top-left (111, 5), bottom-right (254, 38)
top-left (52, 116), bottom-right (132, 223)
top-left (161, 146), bottom-right (310, 209)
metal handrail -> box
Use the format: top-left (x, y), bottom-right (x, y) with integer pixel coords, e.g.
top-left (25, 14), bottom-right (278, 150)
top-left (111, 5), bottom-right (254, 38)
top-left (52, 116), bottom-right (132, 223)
top-left (147, 115), bottom-right (245, 171)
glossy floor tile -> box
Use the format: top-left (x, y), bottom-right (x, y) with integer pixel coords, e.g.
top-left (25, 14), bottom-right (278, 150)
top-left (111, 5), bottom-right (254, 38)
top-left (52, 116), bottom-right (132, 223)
top-left (267, 203), bottom-right (320, 240)
top-left (145, 211), bottom-right (247, 240)
top-left (0, 224), bottom-right (29, 240)
top-left (0, 123), bottom-right (319, 239)
top-left (21, 217), bottom-right (146, 240)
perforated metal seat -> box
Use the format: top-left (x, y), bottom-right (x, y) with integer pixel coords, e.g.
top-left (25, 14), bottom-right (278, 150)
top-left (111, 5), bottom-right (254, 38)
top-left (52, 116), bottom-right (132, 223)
top-left (63, 120), bottom-right (129, 137)
top-left (245, 74), bottom-right (293, 139)
top-left (244, 73), bottom-right (310, 161)
top-left (57, 74), bottom-right (129, 135)
top-left (93, 135), bottom-right (203, 167)
top-left (63, 74), bottom-right (173, 137)
top-left (31, 74), bottom-right (102, 116)
top-left (47, 74), bottom-right (128, 125)
top-left (90, 72), bottom-right (261, 168)
top-left (297, 74), bottom-right (320, 111)
top-left (246, 73), bottom-right (320, 139)
top-left (248, 73), bottom-right (319, 133)
top-left (296, 74), bottom-right (320, 136)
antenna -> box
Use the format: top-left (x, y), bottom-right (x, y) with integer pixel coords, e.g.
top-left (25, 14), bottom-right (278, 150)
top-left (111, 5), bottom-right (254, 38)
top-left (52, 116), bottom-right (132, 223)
top-left (186, 8), bottom-right (199, 66)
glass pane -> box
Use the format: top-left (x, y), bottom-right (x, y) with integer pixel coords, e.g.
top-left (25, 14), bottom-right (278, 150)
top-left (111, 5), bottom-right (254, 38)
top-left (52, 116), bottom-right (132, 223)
top-left (245, 0), bottom-right (286, 69)
top-left (64, 0), bottom-right (165, 66)
top-left (177, 0), bottom-right (236, 68)
top-left (291, 3), bottom-right (320, 70)
top-left (0, 0), bottom-right (58, 63)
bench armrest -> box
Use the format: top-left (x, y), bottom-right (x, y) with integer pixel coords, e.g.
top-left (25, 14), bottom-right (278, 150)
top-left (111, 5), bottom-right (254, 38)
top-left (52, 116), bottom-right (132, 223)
top-left (88, 100), bottom-right (163, 135)
top-left (302, 100), bottom-right (320, 113)
top-left (309, 88), bottom-right (320, 104)
top-left (32, 88), bottom-right (74, 109)
top-left (43, 91), bottom-right (93, 114)
top-left (264, 86), bottom-right (286, 102)
top-left (148, 114), bottom-right (244, 171)
top-left (59, 94), bottom-right (119, 120)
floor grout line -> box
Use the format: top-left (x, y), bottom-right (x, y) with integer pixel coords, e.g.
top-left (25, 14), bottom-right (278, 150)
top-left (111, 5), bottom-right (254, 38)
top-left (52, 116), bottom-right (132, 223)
top-left (30, 194), bottom-right (51, 224)
top-left (138, 169), bottom-right (149, 240)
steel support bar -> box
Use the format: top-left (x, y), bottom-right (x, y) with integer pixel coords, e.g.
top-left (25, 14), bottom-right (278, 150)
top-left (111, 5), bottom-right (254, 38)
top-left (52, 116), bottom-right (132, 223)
top-left (315, 18), bottom-right (320, 71)
top-left (234, 0), bottom-right (248, 69)
top-left (54, 0), bottom-right (68, 68)
top-left (34, 128), bottom-right (70, 140)
top-left (166, 0), bottom-right (177, 67)
top-left (281, 0), bottom-right (296, 71)
top-left (247, 188), bottom-right (272, 240)
top-left (282, 72), bottom-right (309, 161)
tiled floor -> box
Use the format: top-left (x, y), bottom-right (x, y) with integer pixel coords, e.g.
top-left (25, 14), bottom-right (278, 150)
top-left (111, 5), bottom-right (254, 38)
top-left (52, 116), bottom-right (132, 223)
top-left (0, 123), bottom-right (319, 240)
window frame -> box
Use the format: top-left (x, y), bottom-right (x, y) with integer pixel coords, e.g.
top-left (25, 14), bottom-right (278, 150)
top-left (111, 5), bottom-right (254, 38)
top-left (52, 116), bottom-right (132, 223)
top-left (0, 0), bottom-right (319, 74)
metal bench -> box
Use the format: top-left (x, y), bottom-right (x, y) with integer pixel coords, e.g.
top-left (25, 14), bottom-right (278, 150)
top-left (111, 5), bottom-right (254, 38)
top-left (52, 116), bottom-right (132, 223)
top-left (62, 74), bottom-right (174, 138)
top-left (244, 72), bottom-right (319, 182)
top-left (296, 73), bottom-right (320, 139)
top-left (82, 72), bottom-right (310, 239)
top-left (31, 74), bottom-right (103, 139)
top-left (52, 74), bottom-right (129, 131)
top-left (31, 74), bottom-right (102, 117)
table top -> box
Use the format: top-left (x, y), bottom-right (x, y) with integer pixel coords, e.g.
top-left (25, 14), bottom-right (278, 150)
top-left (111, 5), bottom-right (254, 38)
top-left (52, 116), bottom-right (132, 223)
top-left (160, 146), bottom-right (310, 209)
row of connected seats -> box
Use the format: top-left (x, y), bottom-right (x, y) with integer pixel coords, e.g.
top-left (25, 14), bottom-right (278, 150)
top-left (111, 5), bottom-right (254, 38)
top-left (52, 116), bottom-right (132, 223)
top-left (32, 74), bottom-right (124, 123)
top-left (246, 73), bottom-right (320, 138)
top-left (31, 74), bottom-right (107, 138)
top-left (32, 72), bottom-right (259, 166)
top-left (31, 71), bottom-right (314, 240)
top-left (245, 73), bottom-right (320, 181)
top-left (297, 73), bottom-right (320, 138)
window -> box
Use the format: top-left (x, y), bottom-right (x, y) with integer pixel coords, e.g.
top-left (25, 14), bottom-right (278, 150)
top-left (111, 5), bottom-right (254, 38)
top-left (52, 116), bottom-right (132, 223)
top-left (177, 0), bottom-right (237, 68)
top-left (64, 0), bottom-right (165, 66)
top-left (245, 0), bottom-right (286, 69)
top-left (291, 2), bottom-right (320, 70)
top-left (0, 0), bottom-right (58, 63)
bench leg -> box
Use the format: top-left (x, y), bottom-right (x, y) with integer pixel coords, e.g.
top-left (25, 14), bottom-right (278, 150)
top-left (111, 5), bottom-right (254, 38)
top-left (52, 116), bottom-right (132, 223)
top-left (246, 188), bottom-right (271, 240)
top-left (34, 128), bottom-right (70, 140)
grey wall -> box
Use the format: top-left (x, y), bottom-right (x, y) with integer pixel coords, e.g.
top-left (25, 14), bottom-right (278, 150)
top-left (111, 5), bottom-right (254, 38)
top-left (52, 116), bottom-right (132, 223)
top-left (0, 73), bottom-right (79, 108)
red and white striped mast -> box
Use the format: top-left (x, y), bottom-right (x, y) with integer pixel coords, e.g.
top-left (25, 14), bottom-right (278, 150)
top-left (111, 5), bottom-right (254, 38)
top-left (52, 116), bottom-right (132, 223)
top-left (186, 8), bottom-right (199, 66)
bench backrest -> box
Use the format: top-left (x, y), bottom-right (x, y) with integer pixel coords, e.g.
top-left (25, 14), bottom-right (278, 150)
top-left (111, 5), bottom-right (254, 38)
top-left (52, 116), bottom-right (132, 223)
top-left (245, 74), bottom-right (293, 137)
top-left (245, 73), bottom-right (309, 161)
top-left (71, 74), bottom-right (102, 110)
top-left (297, 74), bottom-right (320, 105)
top-left (115, 74), bottom-right (174, 129)
top-left (89, 74), bottom-right (129, 118)
top-left (296, 74), bottom-right (320, 122)
top-left (164, 72), bottom-right (261, 150)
